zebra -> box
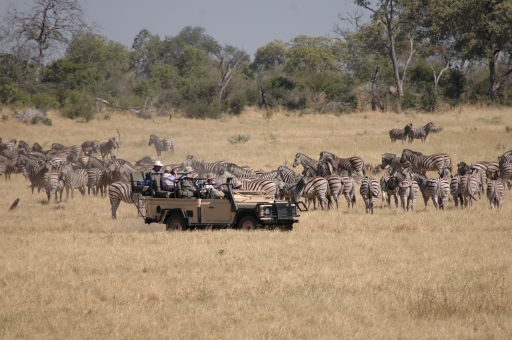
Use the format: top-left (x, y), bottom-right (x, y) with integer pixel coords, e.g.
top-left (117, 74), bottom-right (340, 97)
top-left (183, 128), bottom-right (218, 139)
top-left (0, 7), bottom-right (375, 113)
top-left (380, 153), bottom-right (402, 171)
top-left (424, 177), bottom-right (450, 211)
top-left (450, 175), bottom-right (463, 208)
top-left (300, 165), bottom-right (343, 210)
top-left (17, 140), bottom-right (31, 153)
top-left (487, 177), bottom-right (505, 211)
top-left (302, 176), bottom-right (329, 210)
top-left (149, 134), bottom-right (174, 156)
top-left (87, 168), bottom-right (103, 196)
top-left (226, 163), bottom-right (257, 179)
top-left (277, 165), bottom-right (301, 184)
top-left (0, 139), bottom-right (17, 153)
top-left (398, 176), bottom-right (419, 212)
top-left (293, 153), bottom-right (321, 171)
top-left (182, 155), bottom-right (227, 177)
top-left (43, 171), bottom-right (64, 203)
top-left (400, 149), bottom-right (451, 178)
top-left (380, 171), bottom-right (400, 208)
top-left (279, 176), bottom-right (307, 203)
top-left (359, 176), bottom-right (380, 214)
top-left (109, 182), bottom-right (134, 219)
top-left (100, 137), bottom-right (116, 160)
top-left (81, 140), bottom-right (100, 155)
top-left (240, 178), bottom-right (277, 196)
top-left (498, 156), bottom-right (512, 185)
top-left (320, 152), bottom-right (365, 178)
top-left (256, 169), bottom-right (280, 181)
top-left (405, 122), bottom-right (434, 143)
top-left (61, 163), bottom-right (88, 199)
top-left (459, 174), bottom-right (479, 208)
top-left (389, 123), bottom-right (413, 143)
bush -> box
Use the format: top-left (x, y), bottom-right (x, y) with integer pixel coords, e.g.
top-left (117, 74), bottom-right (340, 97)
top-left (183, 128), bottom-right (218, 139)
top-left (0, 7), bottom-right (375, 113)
top-left (0, 84), bottom-right (29, 106)
top-left (61, 90), bottom-right (94, 121)
top-left (227, 134), bottom-right (250, 144)
top-left (31, 92), bottom-right (59, 113)
top-left (228, 95), bottom-right (247, 115)
top-left (32, 116), bottom-right (53, 126)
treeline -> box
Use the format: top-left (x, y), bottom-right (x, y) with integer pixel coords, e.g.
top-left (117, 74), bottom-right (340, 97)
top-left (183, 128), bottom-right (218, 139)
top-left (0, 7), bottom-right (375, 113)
top-left (1, 0), bottom-right (512, 121)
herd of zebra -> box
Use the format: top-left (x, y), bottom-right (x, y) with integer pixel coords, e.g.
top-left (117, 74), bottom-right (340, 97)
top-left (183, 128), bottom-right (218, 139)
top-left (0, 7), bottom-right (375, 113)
top-left (1, 131), bottom-right (511, 219)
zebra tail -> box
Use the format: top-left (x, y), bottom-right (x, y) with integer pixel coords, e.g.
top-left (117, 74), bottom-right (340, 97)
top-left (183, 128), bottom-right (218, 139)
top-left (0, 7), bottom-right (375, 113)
top-left (362, 163), bottom-right (366, 175)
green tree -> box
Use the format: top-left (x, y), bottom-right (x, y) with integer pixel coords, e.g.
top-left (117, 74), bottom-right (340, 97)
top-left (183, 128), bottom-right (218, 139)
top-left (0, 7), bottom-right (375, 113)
top-left (252, 40), bottom-right (288, 71)
top-left (426, 0), bottom-right (512, 102)
top-left (131, 29), bottom-right (164, 78)
top-left (285, 35), bottom-right (345, 73)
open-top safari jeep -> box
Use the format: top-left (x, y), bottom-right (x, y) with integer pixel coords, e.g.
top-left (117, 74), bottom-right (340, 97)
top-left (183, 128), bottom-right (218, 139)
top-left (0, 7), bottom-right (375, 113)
top-left (130, 171), bottom-right (306, 231)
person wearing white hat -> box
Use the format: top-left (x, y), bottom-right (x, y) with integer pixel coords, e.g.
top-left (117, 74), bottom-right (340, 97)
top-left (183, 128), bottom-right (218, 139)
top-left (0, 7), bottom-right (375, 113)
top-left (146, 160), bottom-right (164, 195)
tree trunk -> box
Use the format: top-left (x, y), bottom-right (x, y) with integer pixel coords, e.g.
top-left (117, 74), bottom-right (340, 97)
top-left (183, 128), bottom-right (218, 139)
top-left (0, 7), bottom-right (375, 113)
top-left (388, 28), bottom-right (403, 98)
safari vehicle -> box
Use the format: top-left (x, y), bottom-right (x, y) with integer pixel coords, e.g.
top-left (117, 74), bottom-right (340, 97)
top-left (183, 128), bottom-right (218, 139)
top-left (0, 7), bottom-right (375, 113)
top-left (130, 173), bottom-right (306, 231)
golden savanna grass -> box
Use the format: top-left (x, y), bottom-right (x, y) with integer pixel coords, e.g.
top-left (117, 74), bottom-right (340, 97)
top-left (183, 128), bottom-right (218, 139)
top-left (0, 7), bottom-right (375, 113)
top-left (1, 106), bottom-right (512, 339)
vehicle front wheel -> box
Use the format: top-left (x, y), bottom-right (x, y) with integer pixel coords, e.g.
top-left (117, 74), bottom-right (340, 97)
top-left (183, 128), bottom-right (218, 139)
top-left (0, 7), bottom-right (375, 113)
top-left (166, 214), bottom-right (187, 231)
top-left (238, 215), bottom-right (260, 230)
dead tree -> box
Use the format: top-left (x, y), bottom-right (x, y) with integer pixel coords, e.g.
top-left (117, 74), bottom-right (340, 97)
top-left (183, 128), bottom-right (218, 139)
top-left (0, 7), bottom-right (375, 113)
top-left (116, 129), bottom-right (123, 153)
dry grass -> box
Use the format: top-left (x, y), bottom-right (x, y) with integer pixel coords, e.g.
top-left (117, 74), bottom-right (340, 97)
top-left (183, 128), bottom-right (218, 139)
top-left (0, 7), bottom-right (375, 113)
top-left (1, 106), bottom-right (512, 339)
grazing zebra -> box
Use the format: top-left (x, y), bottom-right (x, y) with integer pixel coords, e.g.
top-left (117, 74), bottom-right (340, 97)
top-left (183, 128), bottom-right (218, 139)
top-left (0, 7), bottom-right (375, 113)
top-left (100, 137), bottom-right (116, 160)
top-left (87, 168), bottom-right (103, 196)
top-left (61, 163), bottom-right (88, 199)
top-left (424, 177), bottom-right (450, 211)
top-left (109, 182), bottom-right (134, 219)
top-left (43, 171), bottom-right (64, 203)
top-left (148, 134), bottom-right (174, 156)
top-left (398, 177), bottom-right (419, 212)
top-left (32, 142), bottom-right (43, 153)
top-left (459, 174), bottom-right (479, 208)
top-left (17, 140), bottom-right (30, 153)
top-left (400, 149), bottom-right (451, 178)
top-left (487, 177), bottom-right (505, 211)
top-left (405, 122), bottom-right (434, 143)
top-left (320, 152), bottom-right (365, 178)
top-left (359, 176), bottom-right (380, 214)
top-left (389, 123), bottom-right (413, 143)
top-left (450, 175), bottom-right (463, 208)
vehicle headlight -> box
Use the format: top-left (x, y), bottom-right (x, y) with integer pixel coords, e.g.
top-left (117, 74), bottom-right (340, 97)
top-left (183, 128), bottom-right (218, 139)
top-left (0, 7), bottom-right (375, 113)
top-left (260, 206), bottom-right (272, 218)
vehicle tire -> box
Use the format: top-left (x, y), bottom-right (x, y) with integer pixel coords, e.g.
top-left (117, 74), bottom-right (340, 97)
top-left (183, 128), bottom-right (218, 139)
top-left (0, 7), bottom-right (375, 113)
top-left (238, 215), bottom-right (260, 230)
top-left (166, 214), bottom-right (187, 231)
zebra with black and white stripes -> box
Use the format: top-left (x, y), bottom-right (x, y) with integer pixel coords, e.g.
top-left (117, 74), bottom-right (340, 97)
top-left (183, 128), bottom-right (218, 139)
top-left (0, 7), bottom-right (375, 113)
top-left (87, 167), bottom-right (103, 196)
top-left (226, 163), bottom-right (257, 179)
top-left (320, 152), bottom-right (365, 178)
top-left (277, 165), bottom-right (301, 184)
top-left (109, 182), bottom-right (134, 219)
top-left (459, 174), bottom-right (479, 208)
top-left (359, 176), bottom-right (380, 214)
top-left (487, 175), bottom-right (505, 211)
top-left (302, 176), bottom-right (329, 210)
top-left (380, 171), bottom-right (400, 208)
top-left (43, 170), bottom-right (64, 203)
top-left (398, 178), bottom-right (419, 212)
top-left (81, 140), bottom-right (101, 156)
top-left (389, 123), bottom-right (413, 143)
top-left (405, 122), bottom-right (434, 143)
top-left (240, 178), bottom-right (278, 197)
top-left (293, 153), bottom-right (321, 171)
top-left (301, 165), bottom-right (343, 210)
top-left (424, 177), bottom-right (451, 211)
top-left (400, 149), bottom-right (452, 178)
top-left (100, 137), bottom-right (116, 160)
top-left (182, 155), bottom-right (227, 177)
top-left (61, 163), bottom-right (88, 199)
top-left (149, 134), bottom-right (174, 156)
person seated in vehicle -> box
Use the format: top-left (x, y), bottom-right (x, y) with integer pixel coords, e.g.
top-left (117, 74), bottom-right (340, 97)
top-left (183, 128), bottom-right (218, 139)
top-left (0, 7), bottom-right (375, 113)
top-left (180, 168), bottom-right (198, 198)
top-left (145, 160), bottom-right (164, 196)
top-left (232, 179), bottom-right (242, 190)
top-left (162, 168), bottom-right (177, 191)
top-left (202, 172), bottom-right (225, 199)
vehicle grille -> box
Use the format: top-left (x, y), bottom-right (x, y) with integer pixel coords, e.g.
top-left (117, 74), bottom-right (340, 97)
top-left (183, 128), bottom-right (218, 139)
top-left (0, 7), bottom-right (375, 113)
top-left (275, 204), bottom-right (293, 220)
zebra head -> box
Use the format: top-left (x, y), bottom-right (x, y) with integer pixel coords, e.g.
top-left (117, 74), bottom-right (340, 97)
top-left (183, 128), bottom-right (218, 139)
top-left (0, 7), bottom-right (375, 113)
top-left (148, 134), bottom-right (159, 146)
top-left (292, 153), bottom-right (302, 168)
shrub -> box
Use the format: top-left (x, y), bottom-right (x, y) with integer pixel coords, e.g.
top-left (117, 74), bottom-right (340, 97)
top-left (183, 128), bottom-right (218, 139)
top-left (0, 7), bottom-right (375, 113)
top-left (31, 116), bottom-right (53, 126)
top-left (227, 134), bottom-right (250, 144)
top-left (31, 93), bottom-right (59, 113)
top-left (61, 90), bottom-right (94, 121)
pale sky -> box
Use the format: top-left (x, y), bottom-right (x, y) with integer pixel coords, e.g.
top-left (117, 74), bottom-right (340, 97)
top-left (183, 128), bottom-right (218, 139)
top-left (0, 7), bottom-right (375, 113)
top-left (1, 0), bottom-right (365, 59)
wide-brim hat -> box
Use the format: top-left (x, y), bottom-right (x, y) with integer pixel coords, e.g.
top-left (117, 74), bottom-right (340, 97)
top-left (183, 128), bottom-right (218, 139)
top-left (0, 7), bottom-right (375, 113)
top-left (206, 172), bottom-right (215, 180)
top-left (232, 180), bottom-right (242, 188)
top-left (186, 172), bottom-right (198, 179)
top-left (153, 160), bottom-right (163, 167)
top-left (182, 166), bottom-right (194, 174)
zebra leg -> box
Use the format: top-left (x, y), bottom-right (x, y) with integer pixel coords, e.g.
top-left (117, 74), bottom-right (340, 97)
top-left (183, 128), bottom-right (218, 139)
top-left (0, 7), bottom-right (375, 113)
top-left (110, 197), bottom-right (119, 219)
